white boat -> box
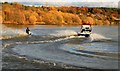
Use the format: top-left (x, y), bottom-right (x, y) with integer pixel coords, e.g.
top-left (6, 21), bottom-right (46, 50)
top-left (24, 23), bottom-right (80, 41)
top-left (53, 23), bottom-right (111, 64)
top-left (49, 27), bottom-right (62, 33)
top-left (77, 25), bottom-right (92, 37)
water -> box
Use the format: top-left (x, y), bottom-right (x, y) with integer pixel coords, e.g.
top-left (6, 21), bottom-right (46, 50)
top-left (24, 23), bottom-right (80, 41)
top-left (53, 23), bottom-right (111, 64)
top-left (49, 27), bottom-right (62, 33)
top-left (1, 25), bottom-right (119, 69)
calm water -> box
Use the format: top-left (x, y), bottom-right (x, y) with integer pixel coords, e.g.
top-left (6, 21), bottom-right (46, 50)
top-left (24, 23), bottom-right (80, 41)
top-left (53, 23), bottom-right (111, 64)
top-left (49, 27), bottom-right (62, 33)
top-left (1, 25), bottom-right (119, 69)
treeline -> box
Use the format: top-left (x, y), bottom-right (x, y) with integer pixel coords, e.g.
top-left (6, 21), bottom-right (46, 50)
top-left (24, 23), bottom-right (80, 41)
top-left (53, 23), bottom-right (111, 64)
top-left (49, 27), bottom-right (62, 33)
top-left (1, 2), bottom-right (120, 25)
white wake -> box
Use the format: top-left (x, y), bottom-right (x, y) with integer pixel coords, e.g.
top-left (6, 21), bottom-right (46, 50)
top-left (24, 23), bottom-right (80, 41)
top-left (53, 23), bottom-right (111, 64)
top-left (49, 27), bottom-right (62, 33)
top-left (89, 33), bottom-right (111, 42)
top-left (0, 24), bottom-right (27, 40)
top-left (50, 30), bottom-right (77, 37)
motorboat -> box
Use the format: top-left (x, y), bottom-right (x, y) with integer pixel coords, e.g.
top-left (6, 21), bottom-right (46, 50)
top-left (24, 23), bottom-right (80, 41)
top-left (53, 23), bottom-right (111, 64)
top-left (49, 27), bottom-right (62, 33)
top-left (77, 25), bottom-right (92, 37)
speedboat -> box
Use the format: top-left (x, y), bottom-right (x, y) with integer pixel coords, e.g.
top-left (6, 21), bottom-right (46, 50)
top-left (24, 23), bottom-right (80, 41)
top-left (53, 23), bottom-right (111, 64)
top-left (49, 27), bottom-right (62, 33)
top-left (77, 25), bottom-right (92, 37)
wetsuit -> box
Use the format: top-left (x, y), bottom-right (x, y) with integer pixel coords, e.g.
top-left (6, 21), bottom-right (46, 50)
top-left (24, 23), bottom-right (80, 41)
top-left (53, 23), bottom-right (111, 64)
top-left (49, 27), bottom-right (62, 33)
top-left (26, 28), bottom-right (30, 35)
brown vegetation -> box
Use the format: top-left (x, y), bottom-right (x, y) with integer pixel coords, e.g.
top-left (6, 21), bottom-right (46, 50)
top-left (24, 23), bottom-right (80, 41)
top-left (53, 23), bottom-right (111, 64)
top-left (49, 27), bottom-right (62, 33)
top-left (1, 2), bottom-right (120, 25)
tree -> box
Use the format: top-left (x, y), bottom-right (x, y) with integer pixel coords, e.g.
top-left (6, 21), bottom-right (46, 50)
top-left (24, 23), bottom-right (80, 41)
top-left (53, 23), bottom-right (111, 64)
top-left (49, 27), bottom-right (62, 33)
top-left (82, 17), bottom-right (95, 25)
top-left (29, 15), bottom-right (37, 24)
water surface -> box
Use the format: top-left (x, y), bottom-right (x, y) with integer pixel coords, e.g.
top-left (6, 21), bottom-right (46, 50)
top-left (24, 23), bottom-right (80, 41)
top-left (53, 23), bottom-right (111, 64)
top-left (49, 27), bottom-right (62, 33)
top-left (2, 25), bottom-right (119, 69)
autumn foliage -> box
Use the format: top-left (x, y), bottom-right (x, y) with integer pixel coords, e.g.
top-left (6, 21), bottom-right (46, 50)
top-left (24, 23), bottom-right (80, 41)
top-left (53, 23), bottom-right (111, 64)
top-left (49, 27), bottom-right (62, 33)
top-left (1, 2), bottom-right (120, 25)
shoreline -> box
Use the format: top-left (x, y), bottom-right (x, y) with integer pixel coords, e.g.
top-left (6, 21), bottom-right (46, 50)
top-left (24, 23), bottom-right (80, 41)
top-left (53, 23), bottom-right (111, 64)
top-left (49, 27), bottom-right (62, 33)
top-left (2, 23), bottom-right (119, 30)
top-left (2, 23), bottom-right (119, 26)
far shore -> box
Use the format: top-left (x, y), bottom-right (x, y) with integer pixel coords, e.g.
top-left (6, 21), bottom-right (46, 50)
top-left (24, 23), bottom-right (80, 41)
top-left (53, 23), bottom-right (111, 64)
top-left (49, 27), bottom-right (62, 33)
top-left (2, 2), bottom-right (120, 26)
top-left (2, 22), bottom-right (119, 26)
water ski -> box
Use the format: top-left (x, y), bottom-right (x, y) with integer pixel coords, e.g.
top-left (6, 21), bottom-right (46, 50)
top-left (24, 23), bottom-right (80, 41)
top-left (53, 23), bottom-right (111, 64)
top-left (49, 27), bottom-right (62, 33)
top-left (28, 31), bottom-right (32, 35)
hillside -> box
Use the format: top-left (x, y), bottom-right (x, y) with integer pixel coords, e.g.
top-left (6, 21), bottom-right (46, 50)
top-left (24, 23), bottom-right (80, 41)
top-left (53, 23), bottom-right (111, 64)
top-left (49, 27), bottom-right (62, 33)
top-left (1, 2), bottom-right (120, 25)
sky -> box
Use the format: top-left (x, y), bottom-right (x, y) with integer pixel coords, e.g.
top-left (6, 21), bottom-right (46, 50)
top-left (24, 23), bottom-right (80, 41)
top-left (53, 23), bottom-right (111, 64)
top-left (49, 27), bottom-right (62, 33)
top-left (1, 0), bottom-right (120, 8)
top-left (1, 0), bottom-right (120, 2)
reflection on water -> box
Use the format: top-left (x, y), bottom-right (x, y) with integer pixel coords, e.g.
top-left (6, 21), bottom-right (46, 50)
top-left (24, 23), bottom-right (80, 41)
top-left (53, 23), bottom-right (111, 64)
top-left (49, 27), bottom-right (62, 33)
top-left (3, 24), bottom-right (35, 29)
top-left (2, 24), bottom-right (119, 69)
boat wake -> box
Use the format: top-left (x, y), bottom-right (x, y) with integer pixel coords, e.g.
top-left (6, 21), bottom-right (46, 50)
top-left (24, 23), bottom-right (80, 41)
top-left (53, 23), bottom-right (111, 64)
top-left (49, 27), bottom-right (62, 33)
top-left (50, 30), bottom-right (112, 42)
top-left (0, 25), bottom-right (28, 40)
top-left (89, 33), bottom-right (112, 42)
top-left (50, 30), bottom-right (77, 37)
top-left (1, 24), bottom-right (112, 43)
top-left (2, 26), bottom-right (118, 69)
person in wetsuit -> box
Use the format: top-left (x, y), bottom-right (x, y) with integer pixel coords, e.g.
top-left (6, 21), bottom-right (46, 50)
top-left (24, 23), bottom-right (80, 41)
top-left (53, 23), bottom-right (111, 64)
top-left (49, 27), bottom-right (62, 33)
top-left (26, 27), bottom-right (31, 35)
